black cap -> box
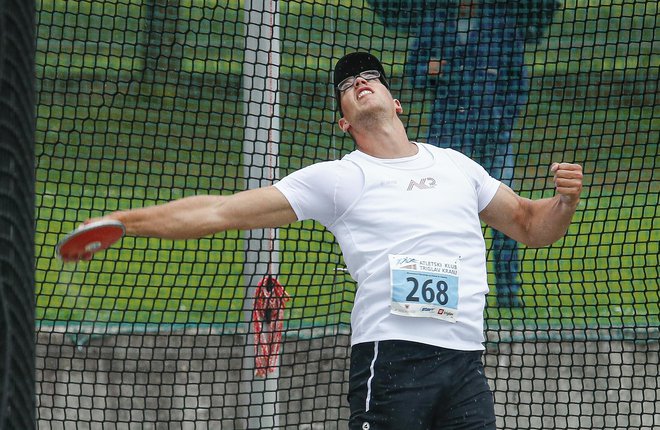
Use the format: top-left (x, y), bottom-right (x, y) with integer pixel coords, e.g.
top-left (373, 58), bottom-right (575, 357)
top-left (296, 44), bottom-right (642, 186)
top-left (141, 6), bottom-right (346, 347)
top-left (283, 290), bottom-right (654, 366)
top-left (334, 52), bottom-right (389, 115)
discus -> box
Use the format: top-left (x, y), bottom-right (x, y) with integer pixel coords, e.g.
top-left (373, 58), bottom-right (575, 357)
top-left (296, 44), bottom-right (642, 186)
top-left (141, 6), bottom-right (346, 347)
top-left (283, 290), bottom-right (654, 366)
top-left (56, 220), bottom-right (125, 262)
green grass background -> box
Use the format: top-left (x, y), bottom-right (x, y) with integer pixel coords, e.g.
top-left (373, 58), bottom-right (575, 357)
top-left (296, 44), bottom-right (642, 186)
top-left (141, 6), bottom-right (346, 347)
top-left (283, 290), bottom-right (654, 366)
top-left (35, 0), bottom-right (658, 333)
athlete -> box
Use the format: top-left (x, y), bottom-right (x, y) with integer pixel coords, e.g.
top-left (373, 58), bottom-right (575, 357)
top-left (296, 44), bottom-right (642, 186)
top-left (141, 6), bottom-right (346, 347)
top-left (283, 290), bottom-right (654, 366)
top-left (85, 52), bottom-right (583, 429)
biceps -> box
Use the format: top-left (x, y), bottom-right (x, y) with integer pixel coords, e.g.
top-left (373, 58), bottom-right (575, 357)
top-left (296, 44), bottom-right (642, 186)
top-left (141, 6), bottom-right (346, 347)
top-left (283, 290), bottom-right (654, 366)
top-left (479, 184), bottom-right (530, 241)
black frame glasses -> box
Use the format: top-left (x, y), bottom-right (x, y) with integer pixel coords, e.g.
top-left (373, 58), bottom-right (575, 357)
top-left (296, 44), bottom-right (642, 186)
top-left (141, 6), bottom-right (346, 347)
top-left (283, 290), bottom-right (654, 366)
top-left (337, 70), bottom-right (381, 92)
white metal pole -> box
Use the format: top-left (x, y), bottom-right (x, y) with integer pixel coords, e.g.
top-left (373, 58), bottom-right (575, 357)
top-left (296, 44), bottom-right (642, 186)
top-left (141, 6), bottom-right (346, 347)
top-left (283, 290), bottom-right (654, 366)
top-left (240, 0), bottom-right (281, 428)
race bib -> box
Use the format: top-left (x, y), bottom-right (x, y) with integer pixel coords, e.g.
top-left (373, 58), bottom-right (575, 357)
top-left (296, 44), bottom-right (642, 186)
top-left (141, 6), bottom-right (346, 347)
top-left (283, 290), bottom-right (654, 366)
top-left (389, 254), bottom-right (460, 323)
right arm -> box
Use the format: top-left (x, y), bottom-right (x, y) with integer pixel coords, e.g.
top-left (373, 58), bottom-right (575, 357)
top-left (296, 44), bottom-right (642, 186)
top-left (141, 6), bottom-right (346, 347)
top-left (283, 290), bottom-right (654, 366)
top-left (97, 186), bottom-right (298, 240)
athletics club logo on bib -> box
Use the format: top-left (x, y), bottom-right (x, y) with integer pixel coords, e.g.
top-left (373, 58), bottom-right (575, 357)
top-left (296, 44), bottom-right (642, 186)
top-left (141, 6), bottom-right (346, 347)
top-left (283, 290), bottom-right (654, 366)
top-left (389, 254), bottom-right (460, 323)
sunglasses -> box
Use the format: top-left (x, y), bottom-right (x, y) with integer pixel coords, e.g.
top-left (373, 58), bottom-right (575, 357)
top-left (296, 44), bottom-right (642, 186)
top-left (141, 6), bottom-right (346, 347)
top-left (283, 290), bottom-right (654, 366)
top-left (337, 70), bottom-right (382, 92)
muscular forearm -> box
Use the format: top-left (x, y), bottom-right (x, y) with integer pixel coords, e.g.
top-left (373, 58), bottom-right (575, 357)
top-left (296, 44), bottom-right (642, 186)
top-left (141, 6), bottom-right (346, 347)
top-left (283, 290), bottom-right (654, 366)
top-left (516, 162), bottom-right (583, 247)
top-left (522, 194), bottom-right (580, 248)
top-left (106, 195), bottom-right (225, 240)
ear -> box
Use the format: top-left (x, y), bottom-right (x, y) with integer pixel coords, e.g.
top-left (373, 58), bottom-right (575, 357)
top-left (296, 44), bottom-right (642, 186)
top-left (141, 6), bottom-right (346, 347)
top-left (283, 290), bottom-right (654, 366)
top-left (338, 117), bottom-right (351, 133)
top-left (394, 99), bottom-right (403, 115)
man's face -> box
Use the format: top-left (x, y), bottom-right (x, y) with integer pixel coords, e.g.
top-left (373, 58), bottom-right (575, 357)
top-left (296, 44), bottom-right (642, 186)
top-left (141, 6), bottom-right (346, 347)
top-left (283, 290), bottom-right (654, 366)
top-left (338, 75), bottom-right (397, 121)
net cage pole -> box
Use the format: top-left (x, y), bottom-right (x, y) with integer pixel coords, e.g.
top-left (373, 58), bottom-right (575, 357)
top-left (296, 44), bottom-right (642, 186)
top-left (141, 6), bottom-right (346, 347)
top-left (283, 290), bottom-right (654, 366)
top-left (241, 0), bottom-right (281, 428)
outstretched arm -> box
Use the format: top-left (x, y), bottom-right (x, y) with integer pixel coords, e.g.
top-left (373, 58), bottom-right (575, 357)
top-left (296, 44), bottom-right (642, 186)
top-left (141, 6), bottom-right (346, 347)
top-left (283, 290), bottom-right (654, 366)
top-left (479, 163), bottom-right (583, 248)
top-left (94, 186), bottom-right (298, 240)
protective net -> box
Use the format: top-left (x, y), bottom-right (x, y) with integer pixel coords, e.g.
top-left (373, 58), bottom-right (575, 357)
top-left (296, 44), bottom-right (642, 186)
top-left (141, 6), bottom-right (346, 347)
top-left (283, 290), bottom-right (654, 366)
top-left (1, 0), bottom-right (36, 428)
top-left (35, 1), bottom-right (658, 429)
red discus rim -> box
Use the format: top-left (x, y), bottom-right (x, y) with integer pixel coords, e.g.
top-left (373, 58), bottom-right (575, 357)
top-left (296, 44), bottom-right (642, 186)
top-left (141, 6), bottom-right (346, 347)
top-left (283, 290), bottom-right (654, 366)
top-left (56, 220), bottom-right (125, 261)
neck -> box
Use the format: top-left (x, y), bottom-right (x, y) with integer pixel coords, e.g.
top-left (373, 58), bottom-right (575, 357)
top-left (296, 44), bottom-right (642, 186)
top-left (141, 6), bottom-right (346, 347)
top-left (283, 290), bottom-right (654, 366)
top-left (352, 118), bottom-right (416, 159)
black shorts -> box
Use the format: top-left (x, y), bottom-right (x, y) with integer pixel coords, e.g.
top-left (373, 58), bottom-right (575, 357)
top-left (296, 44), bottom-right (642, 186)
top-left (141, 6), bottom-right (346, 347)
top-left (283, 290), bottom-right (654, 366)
top-left (348, 340), bottom-right (496, 430)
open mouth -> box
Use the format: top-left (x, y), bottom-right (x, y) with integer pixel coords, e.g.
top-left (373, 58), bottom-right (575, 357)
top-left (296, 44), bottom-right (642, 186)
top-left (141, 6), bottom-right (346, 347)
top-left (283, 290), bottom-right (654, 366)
top-left (357, 89), bottom-right (373, 100)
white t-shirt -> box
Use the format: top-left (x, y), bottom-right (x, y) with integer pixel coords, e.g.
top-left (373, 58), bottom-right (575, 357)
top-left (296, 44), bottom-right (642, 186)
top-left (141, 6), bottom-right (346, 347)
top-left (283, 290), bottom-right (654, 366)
top-left (274, 142), bottom-right (501, 350)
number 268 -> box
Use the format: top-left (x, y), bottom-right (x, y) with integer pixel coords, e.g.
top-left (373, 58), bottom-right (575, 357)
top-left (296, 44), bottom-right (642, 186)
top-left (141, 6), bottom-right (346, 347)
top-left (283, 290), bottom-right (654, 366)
top-left (405, 277), bottom-right (449, 305)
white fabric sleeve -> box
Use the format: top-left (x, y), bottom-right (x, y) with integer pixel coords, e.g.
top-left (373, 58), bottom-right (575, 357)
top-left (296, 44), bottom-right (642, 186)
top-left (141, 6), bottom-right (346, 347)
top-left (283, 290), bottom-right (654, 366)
top-left (273, 160), bottom-right (364, 227)
top-left (444, 149), bottom-right (501, 211)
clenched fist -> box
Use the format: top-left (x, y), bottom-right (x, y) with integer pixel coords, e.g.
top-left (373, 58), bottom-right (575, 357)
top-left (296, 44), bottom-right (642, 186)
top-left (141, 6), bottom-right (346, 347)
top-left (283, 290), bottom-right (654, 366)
top-left (551, 162), bottom-right (583, 206)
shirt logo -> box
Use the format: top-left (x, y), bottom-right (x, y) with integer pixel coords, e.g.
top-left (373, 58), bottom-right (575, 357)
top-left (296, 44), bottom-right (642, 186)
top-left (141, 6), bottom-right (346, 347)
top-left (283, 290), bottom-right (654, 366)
top-left (407, 177), bottom-right (437, 191)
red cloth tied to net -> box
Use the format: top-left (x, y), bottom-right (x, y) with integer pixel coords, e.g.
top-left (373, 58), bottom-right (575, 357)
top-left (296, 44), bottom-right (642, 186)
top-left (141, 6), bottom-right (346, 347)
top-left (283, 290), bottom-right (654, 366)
top-left (252, 276), bottom-right (290, 377)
